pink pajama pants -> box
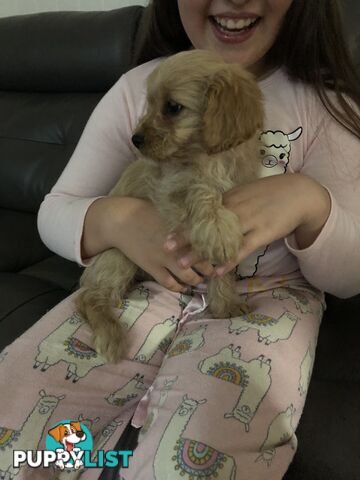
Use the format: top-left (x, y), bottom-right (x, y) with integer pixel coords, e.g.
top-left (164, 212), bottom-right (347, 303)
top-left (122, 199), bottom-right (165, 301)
top-left (0, 273), bottom-right (325, 480)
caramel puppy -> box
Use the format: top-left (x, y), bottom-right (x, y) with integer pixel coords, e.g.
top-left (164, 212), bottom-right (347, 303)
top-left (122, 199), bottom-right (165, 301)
top-left (76, 49), bottom-right (264, 363)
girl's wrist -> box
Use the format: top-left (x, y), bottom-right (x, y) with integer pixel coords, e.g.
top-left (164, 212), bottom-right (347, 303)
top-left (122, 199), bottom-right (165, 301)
top-left (81, 196), bottom-right (136, 259)
top-left (101, 196), bottom-right (148, 250)
top-left (81, 197), bottom-right (114, 259)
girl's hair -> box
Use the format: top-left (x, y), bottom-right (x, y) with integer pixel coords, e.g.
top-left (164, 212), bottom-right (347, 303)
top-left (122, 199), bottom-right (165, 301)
top-left (134, 0), bottom-right (360, 139)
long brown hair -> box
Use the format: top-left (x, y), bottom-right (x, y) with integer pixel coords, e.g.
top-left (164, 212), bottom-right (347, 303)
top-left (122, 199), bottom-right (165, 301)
top-left (134, 0), bottom-right (360, 139)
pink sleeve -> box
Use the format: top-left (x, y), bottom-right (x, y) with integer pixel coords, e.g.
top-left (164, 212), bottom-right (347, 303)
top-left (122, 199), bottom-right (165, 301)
top-left (285, 108), bottom-right (360, 298)
top-left (37, 73), bottom-right (141, 266)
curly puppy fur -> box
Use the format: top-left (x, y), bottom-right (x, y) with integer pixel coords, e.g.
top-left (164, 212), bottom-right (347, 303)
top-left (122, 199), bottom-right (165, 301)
top-left (76, 49), bottom-right (264, 363)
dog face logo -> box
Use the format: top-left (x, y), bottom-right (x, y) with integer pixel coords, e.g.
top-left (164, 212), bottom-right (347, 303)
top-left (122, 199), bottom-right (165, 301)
top-left (46, 420), bottom-right (93, 470)
top-left (48, 421), bottom-right (86, 451)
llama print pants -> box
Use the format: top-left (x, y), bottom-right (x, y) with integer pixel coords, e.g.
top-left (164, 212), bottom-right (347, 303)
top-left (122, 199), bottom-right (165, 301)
top-left (0, 273), bottom-right (325, 480)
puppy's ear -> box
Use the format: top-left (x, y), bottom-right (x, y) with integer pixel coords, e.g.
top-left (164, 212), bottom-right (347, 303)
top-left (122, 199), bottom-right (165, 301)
top-left (48, 425), bottom-right (64, 442)
top-left (203, 66), bottom-right (264, 153)
top-left (70, 421), bottom-right (81, 432)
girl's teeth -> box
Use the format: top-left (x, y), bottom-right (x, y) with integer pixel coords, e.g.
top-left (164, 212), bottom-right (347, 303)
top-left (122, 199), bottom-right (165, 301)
top-left (215, 16), bottom-right (255, 31)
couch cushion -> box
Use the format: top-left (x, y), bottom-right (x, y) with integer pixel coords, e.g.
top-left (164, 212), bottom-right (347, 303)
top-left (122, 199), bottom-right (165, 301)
top-left (0, 6), bottom-right (144, 92)
top-left (0, 209), bottom-right (50, 271)
top-left (0, 255), bottom-right (82, 350)
top-left (0, 92), bottom-right (103, 213)
top-left (0, 273), bottom-right (67, 349)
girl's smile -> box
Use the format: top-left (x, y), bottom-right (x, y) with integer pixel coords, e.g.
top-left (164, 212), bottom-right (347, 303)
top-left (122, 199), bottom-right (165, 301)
top-left (209, 13), bottom-right (261, 45)
top-left (178, 0), bottom-right (293, 77)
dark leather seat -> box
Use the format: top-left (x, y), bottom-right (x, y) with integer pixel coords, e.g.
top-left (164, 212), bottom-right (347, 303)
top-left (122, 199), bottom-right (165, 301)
top-left (0, 6), bottom-right (144, 347)
top-left (0, 4), bottom-right (359, 479)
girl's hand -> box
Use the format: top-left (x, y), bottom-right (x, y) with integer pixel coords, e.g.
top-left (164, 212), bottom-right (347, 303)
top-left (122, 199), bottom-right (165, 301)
top-left (106, 197), bottom-right (214, 293)
top-left (163, 173), bottom-right (331, 276)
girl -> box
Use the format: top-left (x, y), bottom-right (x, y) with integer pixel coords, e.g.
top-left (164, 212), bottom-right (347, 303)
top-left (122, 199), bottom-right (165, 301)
top-left (0, 1), bottom-right (359, 479)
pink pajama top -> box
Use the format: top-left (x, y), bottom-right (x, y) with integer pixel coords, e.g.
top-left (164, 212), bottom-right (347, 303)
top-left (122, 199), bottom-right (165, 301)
top-left (37, 59), bottom-right (360, 299)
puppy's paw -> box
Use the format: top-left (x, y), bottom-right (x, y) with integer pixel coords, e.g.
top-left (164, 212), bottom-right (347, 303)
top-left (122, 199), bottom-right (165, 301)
top-left (191, 209), bottom-right (243, 264)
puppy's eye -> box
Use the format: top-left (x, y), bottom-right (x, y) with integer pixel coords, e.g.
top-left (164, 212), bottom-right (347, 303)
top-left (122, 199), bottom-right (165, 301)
top-left (164, 100), bottom-right (183, 116)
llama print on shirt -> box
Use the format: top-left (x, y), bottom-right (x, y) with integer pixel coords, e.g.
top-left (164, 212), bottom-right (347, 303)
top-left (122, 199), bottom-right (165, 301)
top-left (237, 127), bottom-right (303, 279)
top-left (258, 127), bottom-right (303, 177)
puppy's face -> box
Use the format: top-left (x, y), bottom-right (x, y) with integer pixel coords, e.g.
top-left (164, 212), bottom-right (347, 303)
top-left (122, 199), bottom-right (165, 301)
top-left (133, 52), bottom-right (211, 162)
top-left (132, 50), bottom-right (264, 161)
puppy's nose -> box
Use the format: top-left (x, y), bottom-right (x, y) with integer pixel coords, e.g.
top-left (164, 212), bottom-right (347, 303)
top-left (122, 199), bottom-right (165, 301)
top-left (76, 431), bottom-right (85, 438)
top-left (131, 134), bottom-right (145, 149)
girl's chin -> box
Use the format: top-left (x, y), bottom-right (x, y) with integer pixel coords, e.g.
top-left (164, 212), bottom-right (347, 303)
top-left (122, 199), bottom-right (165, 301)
top-left (205, 45), bottom-right (262, 71)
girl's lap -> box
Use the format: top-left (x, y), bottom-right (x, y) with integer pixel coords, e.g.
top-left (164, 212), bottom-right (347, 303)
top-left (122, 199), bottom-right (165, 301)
top-left (0, 282), bottom-right (181, 479)
top-left (0, 278), bottom-right (324, 480)
top-left (121, 283), bottom-right (324, 480)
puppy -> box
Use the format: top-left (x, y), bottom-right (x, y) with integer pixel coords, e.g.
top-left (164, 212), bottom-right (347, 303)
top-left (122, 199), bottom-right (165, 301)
top-left (76, 49), bottom-right (264, 363)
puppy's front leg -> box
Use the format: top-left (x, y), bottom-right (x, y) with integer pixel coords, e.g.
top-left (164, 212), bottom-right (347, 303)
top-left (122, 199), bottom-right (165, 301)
top-left (110, 158), bottom-right (161, 202)
top-left (186, 184), bottom-right (243, 265)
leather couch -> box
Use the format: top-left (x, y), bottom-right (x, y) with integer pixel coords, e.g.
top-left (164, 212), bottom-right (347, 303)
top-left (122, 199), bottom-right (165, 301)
top-left (0, 4), bottom-right (359, 480)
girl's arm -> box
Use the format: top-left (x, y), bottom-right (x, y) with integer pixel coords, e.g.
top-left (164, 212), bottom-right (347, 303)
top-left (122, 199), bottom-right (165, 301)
top-left (37, 73), bottom-right (140, 266)
top-left (165, 116), bottom-right (359, 299)
top-left (285, 114), bottom-right (360, 298)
